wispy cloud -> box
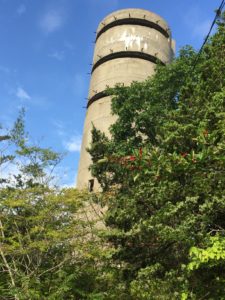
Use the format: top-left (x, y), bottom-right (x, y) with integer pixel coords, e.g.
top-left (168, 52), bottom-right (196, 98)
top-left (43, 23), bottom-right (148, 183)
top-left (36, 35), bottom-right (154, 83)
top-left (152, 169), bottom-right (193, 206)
top-left (52, 120), bottom-right (66, 136)
top-left (52, 120), bottom-right (82, 152)
top-left (16, 87), bottom-right (31, 101)
top-left (48, 51), bottom-right (64, 61)
top-left (50, 121), bottom-right (80, 186)
top-left (15, 87), bottom-right (49, 109)
top-left (39, 9), bottom-right (65, 34)
top-left (17, 4), bottom-right (26, 16)
top-left (64, 135), bottom-right (82, 152)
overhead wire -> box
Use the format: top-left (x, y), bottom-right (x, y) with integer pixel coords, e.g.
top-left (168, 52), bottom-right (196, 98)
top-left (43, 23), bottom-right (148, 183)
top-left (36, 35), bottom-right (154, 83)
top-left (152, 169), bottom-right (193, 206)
top-left (192, 0), bottom-right (225, 70)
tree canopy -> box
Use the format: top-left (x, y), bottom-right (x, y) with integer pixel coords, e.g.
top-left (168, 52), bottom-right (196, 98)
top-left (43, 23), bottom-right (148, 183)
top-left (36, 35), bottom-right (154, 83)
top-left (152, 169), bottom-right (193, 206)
top-left (0, 13), bottom-right (224, 300)
top-left (0, 113), bottom-right (103, 299)
top-left (88, 16), bottom-right (225, 299)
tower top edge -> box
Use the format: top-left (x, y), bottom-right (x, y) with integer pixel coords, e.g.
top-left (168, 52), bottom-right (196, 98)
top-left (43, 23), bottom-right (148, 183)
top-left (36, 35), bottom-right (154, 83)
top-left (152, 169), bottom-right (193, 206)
top-left (97, 8), bottom-right (170, 33)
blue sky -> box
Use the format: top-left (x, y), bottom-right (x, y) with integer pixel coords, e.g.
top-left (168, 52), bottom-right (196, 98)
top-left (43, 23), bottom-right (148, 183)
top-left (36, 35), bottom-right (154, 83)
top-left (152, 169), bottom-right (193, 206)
top-left (0, 0), bottom-right (221, 186)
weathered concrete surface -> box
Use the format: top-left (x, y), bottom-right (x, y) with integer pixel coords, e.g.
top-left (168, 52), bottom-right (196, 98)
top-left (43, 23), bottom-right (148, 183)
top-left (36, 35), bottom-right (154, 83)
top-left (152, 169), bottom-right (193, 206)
top-left (89, 58), bottom-right (157, 100)
top-left (77, 8), bottom-right (175, 191)
top-left (77, 96), bottom-right (115, 191)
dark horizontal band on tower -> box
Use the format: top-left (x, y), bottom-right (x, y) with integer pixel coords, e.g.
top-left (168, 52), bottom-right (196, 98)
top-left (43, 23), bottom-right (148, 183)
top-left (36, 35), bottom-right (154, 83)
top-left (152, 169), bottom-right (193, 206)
top-left (92, 51), bottom-right (165, 73)
top-left (87, 91), bottom-right (107, 108)
top-left (96, 18), bottom-right (170, 41)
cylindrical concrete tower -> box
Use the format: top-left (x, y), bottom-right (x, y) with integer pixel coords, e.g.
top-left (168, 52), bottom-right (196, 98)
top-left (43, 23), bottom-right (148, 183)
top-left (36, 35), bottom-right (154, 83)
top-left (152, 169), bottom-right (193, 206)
top-left (77, 8), bottom-right (175, 190)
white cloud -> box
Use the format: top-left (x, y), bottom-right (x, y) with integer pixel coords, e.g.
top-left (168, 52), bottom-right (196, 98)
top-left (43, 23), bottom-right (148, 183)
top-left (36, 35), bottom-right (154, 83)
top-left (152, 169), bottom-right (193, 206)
top-left (49, 51), bottom-right (64, 61)
top-left (52, 120), bottom-right (82, 152)
top-left (16, 87), bottom-right (31, 101)
top-left (17, 4), bottom-right (26, 16)
top-left (39, 9), bottom-right (65, 34)
top-left (14, 87), bottom-right (49, 109)
top-left (64, 135), bottom-right (82, 152)
top-left (52, 120), bottom-right (66, 136)
top-left (0, 162), bottom-right (19, 187)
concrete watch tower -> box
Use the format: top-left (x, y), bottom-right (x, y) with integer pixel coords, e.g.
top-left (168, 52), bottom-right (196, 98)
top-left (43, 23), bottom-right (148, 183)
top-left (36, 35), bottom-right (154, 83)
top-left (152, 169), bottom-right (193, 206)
top-left (77, 8), bottom-right (175, 191)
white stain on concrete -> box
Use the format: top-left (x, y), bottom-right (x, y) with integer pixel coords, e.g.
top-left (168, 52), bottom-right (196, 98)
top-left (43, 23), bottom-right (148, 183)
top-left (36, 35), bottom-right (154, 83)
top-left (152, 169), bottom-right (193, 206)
top-left (109, 29), bottom-right (147, 51)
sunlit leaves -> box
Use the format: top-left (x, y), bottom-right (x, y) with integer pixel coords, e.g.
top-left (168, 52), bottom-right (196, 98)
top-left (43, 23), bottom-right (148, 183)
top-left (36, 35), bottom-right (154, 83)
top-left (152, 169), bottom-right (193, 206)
top-left (88, 18), bottom-right (225, 299)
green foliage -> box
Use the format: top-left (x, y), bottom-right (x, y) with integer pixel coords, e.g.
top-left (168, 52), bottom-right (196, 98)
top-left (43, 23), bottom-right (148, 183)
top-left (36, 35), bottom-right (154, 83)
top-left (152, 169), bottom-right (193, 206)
top-left (88, 19), bottom-right (225, 299)
top-left (180, 233), bottom-right (225, 300)
top-left (1, 13), bottom-right (224, 300)
top-left (188, 234), bottom-right (225, 271)
top-left (0, 113), bottom-right (103, 299)
top-left (0, 110), bottom-right (62, 187)
top-left (0, 186), bottom-right (102, 299)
